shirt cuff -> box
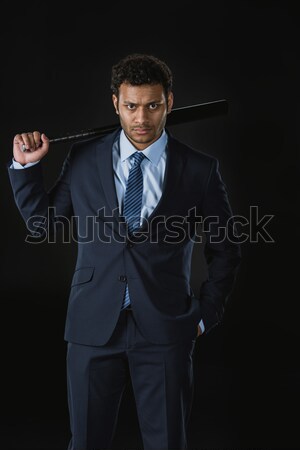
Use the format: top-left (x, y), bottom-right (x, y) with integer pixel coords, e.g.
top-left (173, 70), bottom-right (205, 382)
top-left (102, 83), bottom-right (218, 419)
top-left (11, 158), bottom-right (40, 169)
top-left (199, 319), bottom-right (205, 333)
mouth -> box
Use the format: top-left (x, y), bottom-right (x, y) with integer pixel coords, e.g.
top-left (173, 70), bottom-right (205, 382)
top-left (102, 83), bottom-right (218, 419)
top-left (132, 128), bottom-right (151, 135)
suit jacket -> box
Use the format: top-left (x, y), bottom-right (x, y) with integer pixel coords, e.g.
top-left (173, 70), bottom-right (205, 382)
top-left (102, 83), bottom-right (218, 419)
top-left (7, 128), bottom-right (241, 345)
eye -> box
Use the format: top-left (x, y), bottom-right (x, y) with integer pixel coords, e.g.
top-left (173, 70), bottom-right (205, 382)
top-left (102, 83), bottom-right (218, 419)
top-left (126, 104), bottom-right (136, 110)
top-left (149, 103), bottom-right (158, 110)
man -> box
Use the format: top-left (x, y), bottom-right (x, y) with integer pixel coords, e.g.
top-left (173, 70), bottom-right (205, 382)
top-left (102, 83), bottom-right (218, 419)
top-left (8, 53), bottom-right (241, 450)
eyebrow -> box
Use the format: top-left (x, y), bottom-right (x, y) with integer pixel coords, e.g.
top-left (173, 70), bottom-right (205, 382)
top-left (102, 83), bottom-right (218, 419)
top-left (122, 100), bottom-right (164, 105)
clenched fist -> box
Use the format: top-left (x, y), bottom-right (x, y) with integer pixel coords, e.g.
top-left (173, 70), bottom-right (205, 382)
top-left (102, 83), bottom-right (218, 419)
top-left (13, 131), bottom-right (49, 166)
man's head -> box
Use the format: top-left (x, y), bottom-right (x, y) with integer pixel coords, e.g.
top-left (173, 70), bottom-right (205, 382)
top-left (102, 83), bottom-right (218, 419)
top-left (111, 53), bottom-right (174, 150)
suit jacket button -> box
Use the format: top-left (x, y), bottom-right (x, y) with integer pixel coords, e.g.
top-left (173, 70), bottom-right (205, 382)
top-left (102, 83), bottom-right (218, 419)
top-left (118, 275), bottom-right (127, 282)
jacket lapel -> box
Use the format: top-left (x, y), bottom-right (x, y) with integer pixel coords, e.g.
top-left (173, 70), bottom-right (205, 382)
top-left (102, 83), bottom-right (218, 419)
top-left (95, 128), bottom-right (124, 225)
top-left (138, 131), bottom-right (188, 232)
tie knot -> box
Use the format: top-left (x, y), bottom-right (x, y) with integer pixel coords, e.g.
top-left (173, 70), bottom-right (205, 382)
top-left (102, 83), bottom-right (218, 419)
top-left (132, 151), bottom-right (145, 166)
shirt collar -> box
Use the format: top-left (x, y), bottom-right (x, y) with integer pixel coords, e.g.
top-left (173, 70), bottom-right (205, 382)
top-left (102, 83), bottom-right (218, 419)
top-left (119, 129), bottom-right (167, 167)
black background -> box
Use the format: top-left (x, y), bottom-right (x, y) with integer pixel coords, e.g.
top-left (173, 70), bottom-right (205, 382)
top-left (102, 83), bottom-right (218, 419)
top-left (1, 1), bottom-right (299, 449)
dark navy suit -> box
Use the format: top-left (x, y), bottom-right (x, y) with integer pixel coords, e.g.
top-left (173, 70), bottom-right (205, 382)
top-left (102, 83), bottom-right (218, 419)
top-left (8, 128), bottom-right (241, 449)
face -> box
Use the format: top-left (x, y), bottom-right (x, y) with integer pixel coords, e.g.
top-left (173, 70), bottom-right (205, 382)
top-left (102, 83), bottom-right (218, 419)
top-left (112, 83), bottom-right (173, 150)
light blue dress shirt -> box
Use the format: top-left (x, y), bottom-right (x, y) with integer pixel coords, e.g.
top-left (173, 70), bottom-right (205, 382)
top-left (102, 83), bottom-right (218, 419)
top-left (12, 130), bottom-right (205, 333)
top-left (113, 129), bottom-right (167, 222)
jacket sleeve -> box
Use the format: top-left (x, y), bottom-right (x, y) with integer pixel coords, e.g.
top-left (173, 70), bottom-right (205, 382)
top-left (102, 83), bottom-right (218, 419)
top-left (198, 157), bottom-right (242, 334)
top-left (7, 150), bottom-right (73, 242)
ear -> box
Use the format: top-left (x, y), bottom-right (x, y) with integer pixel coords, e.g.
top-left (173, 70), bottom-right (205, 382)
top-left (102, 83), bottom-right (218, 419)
top-left (112, 94), bottom-right (119, 114)
top-left (167, 92), bottom-right (174, 114)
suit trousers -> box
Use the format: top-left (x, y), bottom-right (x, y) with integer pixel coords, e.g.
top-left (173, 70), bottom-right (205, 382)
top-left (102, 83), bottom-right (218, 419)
top-left (66, 307), bottom-right (197, 450)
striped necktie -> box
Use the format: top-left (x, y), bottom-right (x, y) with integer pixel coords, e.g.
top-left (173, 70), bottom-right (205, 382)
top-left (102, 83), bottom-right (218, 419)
top-left (121, 151), bottom-right (146, 309)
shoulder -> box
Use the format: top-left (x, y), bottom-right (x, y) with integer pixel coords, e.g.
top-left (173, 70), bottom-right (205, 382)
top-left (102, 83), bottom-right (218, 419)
top-left (167, 131), bottom-right (218, 169)
top-left (67, 128), bottom-right (121, 161)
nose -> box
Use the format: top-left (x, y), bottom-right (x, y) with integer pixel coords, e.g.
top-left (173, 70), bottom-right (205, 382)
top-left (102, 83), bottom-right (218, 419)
top-left (134, 106), bottom-right (149, 124)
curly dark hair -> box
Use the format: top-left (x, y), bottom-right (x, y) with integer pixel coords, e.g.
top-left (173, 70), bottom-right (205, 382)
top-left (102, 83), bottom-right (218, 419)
top-left (110, 53), bottom-right (173, 99)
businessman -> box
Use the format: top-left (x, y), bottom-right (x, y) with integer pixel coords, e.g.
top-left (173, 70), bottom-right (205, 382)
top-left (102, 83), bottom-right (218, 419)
top-left (8, 53), bottom-right (241, 450)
